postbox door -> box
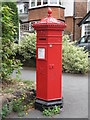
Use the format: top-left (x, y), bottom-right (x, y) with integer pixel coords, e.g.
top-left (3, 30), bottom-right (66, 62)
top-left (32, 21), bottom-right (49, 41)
top-left (36, 46), bottom-right (48, 100)
top-left (47, 44), bottom-right (62, 100)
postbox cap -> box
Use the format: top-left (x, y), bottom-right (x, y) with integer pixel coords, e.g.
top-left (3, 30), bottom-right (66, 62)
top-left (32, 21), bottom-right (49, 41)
top-left (32, 8), bottom-right (66, 30)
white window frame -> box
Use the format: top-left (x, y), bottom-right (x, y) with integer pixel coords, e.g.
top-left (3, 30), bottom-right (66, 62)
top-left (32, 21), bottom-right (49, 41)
top-left (85, 24), bottom-right (90, 36)
top-left (57, 0), bottom-right (59, 5)
top-left (29, 0), bottom-right (62, 8)
top-left (35, 0), bottom-right (37, 6)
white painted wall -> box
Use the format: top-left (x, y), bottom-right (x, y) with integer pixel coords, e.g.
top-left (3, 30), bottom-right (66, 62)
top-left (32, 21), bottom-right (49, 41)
top-left (81, 24), bottom-right (85, 37)
top-left (62, 0), bottom-right (74, 17)
top-left (87, 0), bottom-right (90, 12)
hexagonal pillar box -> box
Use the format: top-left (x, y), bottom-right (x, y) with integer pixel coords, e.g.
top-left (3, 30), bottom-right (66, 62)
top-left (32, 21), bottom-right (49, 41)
top-left (33, 8), bottom-right (66, 111)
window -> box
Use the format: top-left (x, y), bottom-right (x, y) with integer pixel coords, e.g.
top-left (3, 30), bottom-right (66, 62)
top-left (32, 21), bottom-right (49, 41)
top-left (24, 3), bottom-right (28, 13)
top-left (37, 0), bottom-right (41, 6)
top-left (85, 25), bottom-right (90, 36)
top-left (20, 23), bottom-right (29, 31)
top-left (20, 9), bottom-right (22, 13)
top-left (88, 36), bottom-right (90, 43)
top-left (31, 0), bottom-right (35, 7)
top-left (24, 6), bottom-right (28, 13)
top-left (59, 0), bottom-right (62, 5)
top-left (43, 0), bottom-right (48, 4)
top-left (80, 36), bottom-right (87, 43)
top-left (50, 0), bottom-right (57, 4)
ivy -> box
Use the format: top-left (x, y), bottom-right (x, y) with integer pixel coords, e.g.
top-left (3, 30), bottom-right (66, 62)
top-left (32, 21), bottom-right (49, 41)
top-left (2, 2), bottom-right (19, 39)
top-left (0, 6), bottom-right (22, 80)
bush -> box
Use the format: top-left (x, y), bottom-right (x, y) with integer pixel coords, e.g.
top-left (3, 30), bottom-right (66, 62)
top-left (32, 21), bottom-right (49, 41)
top-left (20, 33), bottom-right (36, 60)
top-left (62, 35), bottom-right (88, 73)
top-left (1, 6), bottom-right (22, 80)
top-left (14, 33), bottom-right (36, 66)
top-left (15, 33), bottom-right (88, 74)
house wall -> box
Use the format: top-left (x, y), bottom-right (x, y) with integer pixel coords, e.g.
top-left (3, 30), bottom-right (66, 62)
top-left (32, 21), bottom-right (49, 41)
top-left (75, 1), bottom-right (87, 40)
top-left (75, 18), bottom-right (82, 40)
top-left (75, 1), bottom-right (87, 17)
top-left (64, 1), bottom-right (87, 40)
top-left (28, 6), bottom-right (65, 21)
top-left (62, 0), bottom-right (74, 17)
top-left (87, 0), bottom-right (90, 12)
top-left (28, 0), bottom-right (87, 40)
top-left (81, 24), bottom-right (85, 37)
top-left (64, 16), bottom-right (73, 39)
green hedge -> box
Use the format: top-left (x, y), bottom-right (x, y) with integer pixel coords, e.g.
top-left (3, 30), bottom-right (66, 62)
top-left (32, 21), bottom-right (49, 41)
top-left (15, 33), bottom-right (88, 73)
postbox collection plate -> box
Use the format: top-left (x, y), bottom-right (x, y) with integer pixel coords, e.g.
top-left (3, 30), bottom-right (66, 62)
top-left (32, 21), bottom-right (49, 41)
top-left (38, 48), bottom-right (45, 59)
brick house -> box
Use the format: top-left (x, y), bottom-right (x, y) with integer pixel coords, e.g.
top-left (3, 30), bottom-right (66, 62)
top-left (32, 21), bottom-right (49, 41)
top-left (62, 0), bottom-right (88, 40)
top-left (28, 0), bottom-right (88, 40)
top-left (28, 0), bottom-right (65, 31)
top-left (78, 0), bottom-right (90, 37)
top-left (74, 0), bottom-right (87, 40)
top-left (17, 0), bottom-right (88, 40)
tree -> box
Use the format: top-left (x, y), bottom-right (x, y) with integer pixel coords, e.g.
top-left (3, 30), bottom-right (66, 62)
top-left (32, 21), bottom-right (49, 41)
top-left (2, 2), bottom-right (19, 39)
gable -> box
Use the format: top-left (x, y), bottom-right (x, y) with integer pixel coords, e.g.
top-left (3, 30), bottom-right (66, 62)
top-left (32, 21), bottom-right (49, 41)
top-left (78, 11), bottom-right (90, 26)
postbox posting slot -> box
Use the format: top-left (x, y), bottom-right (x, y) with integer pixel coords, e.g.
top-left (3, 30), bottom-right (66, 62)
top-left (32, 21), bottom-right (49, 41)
top-left (39, 38), bottom-right (46, 40)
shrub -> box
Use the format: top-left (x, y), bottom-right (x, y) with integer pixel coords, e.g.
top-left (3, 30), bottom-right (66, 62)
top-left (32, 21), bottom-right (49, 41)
top-left (1, 6), bottom-right (22, 80)
top-left (15, 33), bottom-right (88, 74)
top-left (1, 102), bottom-right (13, 120)
top-left (15, 33), bottom-right (36, 64)
top-left (62, 35), bottom-right (88, 73)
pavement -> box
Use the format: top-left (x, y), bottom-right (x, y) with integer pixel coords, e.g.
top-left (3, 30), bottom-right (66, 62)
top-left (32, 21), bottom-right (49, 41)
top-left (8, 67), bottom-right (88, 118)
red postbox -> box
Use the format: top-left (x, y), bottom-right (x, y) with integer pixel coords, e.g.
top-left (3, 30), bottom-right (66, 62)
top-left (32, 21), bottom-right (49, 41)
top-left (33, 8), bottom-right (66, 110)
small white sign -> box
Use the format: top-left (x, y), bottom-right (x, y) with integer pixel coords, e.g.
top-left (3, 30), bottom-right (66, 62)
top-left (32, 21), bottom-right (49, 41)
top-left (38, 48), bottom-right (45, 59)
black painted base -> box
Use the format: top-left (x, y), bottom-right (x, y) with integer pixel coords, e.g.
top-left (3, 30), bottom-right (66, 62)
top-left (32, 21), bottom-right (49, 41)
top-left (35, 98), bottom-right (63, 111)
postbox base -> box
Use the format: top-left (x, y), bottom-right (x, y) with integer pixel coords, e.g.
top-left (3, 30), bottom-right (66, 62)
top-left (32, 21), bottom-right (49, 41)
top-left (35, 98), bottom-right (63, 111)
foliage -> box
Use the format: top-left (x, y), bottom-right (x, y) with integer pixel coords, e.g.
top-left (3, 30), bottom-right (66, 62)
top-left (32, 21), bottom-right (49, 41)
top-left (42, 106), bottom-right (63, 116)
top-left (15, 33), bottom-right (36, 62)
top-left (2, 2), bottom-right (19, 39)
top-left (13, 97), bottom-right (25, 113)
top-left (2, 78), bottom-right (36, 119)
top-left (12, 91), bottom-right (35, 117)
top-left (20, 33), bottom-right (36, 60)
top-left (1, 97), bottom-right (25, 119)
top-left (15, 33), bottom-right (88, 73)
top-left (1, 102), bottom-right (13, 120)
top-left (0, 6), bottom-right (22, 80)
top-left (62, 35), bottom-right (88, 73)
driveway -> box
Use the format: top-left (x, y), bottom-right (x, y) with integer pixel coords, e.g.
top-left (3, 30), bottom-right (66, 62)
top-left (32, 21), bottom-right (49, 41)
top-left (10, 67), bottom-right (88, 118)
